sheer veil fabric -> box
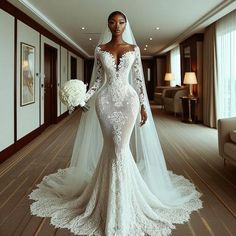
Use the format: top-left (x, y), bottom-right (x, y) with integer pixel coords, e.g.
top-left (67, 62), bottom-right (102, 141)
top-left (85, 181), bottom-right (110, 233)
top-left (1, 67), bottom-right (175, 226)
top-left (69, 16), bottom-right (201, 205)
top-left (29, 13), bottom-right (202, 235)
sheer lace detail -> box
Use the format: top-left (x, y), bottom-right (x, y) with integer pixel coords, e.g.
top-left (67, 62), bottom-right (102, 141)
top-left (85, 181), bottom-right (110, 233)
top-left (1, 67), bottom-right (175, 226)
top-left (29, 44), bottom-right (202, 236)
top-left (29, 166), bottom-right (202, 236)
top-left (108, 111), bottom-right (128, 145)
top-left (97, 45), bottom-right (135, 72)
top-left (132, 47), bottom-right (145, 106)
top-left (84, 48), bottom-right (104, 103)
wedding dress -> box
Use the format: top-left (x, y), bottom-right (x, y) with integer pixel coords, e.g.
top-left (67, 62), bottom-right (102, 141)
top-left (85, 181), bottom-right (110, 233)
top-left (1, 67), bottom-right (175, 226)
top-left (29, 17), bottom-right (202, 236)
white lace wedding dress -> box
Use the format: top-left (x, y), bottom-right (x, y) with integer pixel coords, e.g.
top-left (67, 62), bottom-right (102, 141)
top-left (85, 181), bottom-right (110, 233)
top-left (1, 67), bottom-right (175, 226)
top-left (29, 45), bottom-right (202, 236)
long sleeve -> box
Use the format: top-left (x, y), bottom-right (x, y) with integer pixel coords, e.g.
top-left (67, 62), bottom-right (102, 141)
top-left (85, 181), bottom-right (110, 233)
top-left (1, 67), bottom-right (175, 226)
top-left (84, 50), bottom-right (104, 103)
top-left (132, 46), bottom-right (145, 107)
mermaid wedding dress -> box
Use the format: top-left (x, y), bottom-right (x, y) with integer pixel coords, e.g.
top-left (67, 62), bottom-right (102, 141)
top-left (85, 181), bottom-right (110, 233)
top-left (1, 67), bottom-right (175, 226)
top-left (29, 43), bottom-right (202, 235)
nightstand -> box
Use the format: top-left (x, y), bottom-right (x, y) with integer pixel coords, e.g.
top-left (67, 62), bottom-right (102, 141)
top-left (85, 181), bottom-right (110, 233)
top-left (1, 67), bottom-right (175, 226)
top-left (180, 96), bottom-right (198, 123)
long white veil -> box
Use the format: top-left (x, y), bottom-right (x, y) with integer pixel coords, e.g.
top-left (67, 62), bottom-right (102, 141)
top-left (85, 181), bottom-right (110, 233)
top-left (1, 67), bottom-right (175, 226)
top-left (65, 15), bottom-right (198, 206)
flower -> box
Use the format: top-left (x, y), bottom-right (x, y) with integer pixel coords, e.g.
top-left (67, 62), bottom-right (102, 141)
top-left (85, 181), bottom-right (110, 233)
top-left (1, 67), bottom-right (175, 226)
top-left (59, 80), bottom-right (87, 113)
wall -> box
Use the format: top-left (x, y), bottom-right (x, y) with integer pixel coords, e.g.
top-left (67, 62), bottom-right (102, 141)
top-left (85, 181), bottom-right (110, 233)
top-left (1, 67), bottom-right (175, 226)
top-left (0, 10), bottom-right (14, 151)
top-left (0, 6), bottom-right (84, 162)
top-left (16, 21), bottom-right (40, 140)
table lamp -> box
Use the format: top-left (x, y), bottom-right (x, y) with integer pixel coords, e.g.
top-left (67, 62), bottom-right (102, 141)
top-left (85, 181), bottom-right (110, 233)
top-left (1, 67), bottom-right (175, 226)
top-left (164, 73), bottom-right (174, 86)
top-left (183, 72), bottom-right (197, 96)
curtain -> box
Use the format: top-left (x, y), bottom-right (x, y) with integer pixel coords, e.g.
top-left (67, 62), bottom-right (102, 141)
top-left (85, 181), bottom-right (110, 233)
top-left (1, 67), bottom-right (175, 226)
top-left (216, 10), bottom-right (236, 119)
top-left (170, 46), bottom-right (181, 86)
top-left (203, 23), bottom-right (218, 128)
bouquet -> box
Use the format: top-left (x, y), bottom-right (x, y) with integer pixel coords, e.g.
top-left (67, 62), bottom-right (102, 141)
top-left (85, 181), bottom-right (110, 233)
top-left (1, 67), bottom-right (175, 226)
top-left (59, 79), bottom-right (89, 113)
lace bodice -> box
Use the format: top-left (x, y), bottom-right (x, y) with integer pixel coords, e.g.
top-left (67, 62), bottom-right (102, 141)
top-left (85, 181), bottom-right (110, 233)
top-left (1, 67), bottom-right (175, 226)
top-left (85, 45), bottom-right (145, 106)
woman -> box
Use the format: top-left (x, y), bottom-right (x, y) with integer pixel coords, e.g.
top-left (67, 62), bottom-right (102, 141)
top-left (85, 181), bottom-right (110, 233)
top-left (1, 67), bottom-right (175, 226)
top-left (29, 11), bottom-right (202, 236)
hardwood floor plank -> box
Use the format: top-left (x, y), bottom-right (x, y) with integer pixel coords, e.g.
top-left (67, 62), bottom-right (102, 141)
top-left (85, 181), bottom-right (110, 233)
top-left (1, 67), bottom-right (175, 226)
top-left (0, 108), bottom-right (235, 235)
top-left (155, 109), bottom-right (236, 235)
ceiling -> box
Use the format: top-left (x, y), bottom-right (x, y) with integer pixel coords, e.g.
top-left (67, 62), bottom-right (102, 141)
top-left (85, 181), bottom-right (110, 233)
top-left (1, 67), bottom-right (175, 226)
top-left (8, 0), bottom-right (236, 58)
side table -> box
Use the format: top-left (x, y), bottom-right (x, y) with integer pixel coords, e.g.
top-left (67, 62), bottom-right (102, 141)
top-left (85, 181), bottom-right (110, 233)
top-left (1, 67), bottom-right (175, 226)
top-left (180, 96), bottom-right (198, 123)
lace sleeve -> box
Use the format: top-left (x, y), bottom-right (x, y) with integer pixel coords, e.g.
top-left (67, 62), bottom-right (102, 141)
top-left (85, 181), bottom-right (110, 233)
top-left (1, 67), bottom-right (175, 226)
top-left (132, 46), bottom-right (145, 107)
top-left (84, 50), bottom-right (103, 102)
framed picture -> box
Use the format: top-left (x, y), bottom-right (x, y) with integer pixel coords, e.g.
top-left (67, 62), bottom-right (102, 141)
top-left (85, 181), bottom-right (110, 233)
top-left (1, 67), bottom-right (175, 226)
top-left (20, 42), bottom-right (35, 106)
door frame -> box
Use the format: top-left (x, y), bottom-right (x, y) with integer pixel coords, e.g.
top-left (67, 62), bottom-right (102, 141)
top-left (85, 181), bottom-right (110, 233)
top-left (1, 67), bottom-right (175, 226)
top-left (44, 43), bottom-right (58, 127)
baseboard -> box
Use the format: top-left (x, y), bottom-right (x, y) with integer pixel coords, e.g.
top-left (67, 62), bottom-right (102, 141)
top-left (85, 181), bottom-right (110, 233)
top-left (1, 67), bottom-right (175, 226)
top-left (0, 126), bottom-right (43, 164)
top-left (0, 112), bottom-right (68, 164)
top-left (56, 111), bottom-right (68, 123)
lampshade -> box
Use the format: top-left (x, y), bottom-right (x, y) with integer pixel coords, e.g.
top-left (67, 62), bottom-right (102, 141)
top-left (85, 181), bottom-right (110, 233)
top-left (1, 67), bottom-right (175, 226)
top-left (183, 72), bottom-right (197, 84)
top-left (164, 73), bottom-right (174, 81)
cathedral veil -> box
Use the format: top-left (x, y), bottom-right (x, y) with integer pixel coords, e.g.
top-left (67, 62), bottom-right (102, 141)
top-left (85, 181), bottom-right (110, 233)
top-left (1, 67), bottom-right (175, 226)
top-left (66, 14), bottom-right (199, 206)
top-left (28, 13), bottom-right (202, 235)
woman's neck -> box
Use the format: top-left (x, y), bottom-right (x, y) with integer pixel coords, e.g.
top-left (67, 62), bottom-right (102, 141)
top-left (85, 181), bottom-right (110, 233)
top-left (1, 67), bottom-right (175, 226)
top-left (110, 36), bottom-right (124, 45)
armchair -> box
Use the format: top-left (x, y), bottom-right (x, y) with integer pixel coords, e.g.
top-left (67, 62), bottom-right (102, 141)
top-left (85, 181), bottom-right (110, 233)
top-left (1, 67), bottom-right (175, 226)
top-left (218, 117), bottom-right (236, 166)
top-left (154, 86), bottom-right (171, 106)
top-left (162, 87), bottom-right (188, 116)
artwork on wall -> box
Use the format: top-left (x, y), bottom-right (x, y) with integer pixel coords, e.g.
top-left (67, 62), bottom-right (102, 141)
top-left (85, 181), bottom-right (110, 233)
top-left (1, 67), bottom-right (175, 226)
top-left (20, 42), bottom-right (35, 106)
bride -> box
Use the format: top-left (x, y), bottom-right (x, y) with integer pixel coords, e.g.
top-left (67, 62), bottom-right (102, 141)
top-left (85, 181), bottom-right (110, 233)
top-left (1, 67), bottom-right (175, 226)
top-left (29, 11), bottom-right (202, 236)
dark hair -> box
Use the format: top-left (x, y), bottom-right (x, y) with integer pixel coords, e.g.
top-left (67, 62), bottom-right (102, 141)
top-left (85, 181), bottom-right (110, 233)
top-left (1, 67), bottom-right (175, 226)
top-left (108, 11), bottom-right (127, 22)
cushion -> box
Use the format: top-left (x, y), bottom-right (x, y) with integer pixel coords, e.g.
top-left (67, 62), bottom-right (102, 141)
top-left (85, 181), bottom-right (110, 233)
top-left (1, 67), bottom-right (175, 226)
top-left (230, 130), bottom-right (236, 144)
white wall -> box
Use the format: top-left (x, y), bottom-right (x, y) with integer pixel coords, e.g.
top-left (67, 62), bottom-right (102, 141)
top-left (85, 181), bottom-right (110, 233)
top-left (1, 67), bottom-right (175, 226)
top-left (0, 9), bottom-right (84, 154)
top-left (17, 21), bottom-right (40, 140)
top-left (60, 46), bottom-right (68, 114)
top-left (0, 10), bottom-right (14, 151)
top-left (40, 35), bottom-right (61, 121)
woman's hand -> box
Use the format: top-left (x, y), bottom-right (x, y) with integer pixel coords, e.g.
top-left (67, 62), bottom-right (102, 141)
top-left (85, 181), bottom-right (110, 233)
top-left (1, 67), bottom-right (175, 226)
top-left (140, 105), bottom-right (147, 127)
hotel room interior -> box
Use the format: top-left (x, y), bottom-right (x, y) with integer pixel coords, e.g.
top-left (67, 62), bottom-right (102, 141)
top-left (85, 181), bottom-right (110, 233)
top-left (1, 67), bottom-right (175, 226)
top-left (0, 0), bottom-right (236, 235)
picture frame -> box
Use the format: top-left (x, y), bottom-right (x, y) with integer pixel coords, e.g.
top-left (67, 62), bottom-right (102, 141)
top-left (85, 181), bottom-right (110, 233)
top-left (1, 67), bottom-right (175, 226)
top-left (20, 42), bottom-right (35, 106)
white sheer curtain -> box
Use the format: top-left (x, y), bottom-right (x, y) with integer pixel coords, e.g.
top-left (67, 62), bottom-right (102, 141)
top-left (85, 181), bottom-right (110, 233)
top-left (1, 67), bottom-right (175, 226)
top-left (216, 10), bottom-right (236, 119)
top-left (170, 46), bottom-right (181, 86)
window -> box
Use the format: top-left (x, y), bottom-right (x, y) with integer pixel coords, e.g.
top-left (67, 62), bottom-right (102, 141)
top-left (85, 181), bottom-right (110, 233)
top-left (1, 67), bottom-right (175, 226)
top-left (216, 11), bottom-right (236, 118)
top-left (170, 46), bottom-right (181, 86)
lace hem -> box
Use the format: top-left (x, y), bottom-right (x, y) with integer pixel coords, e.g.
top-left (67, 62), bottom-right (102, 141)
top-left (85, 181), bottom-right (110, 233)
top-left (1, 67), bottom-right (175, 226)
top-left (29, 165), bottom-right (202, 236)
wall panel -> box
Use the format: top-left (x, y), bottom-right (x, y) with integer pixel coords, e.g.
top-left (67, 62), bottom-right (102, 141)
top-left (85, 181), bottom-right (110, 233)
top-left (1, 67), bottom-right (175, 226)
top-left (0, 10), bottom-right (14, 151)
top-left (17, 20), bottom-right (40, 140)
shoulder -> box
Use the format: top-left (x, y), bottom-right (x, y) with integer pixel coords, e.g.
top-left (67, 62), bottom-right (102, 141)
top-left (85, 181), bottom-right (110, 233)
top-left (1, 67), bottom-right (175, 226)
top-left (95, 45), bottom-right (104, 55)
top-left (123, 43), bottom-right (137, 51)
top-left (125, 43), bottom-right (140, 52)
top-left (97, 44), bottom-right (107, 51)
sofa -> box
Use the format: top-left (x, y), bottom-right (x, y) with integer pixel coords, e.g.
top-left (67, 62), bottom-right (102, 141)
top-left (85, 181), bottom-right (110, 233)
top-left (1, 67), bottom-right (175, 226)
top-left (154, 86), bottom-right (171, 106)
top-left (218, 117), bottom-right (236, 166)
top-left (162, 87), bottom-right (188, 115)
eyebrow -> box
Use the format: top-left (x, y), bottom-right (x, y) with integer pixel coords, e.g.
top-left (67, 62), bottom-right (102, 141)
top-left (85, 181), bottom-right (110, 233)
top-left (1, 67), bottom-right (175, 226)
top-left (109, 19), bottom-right (126, 22)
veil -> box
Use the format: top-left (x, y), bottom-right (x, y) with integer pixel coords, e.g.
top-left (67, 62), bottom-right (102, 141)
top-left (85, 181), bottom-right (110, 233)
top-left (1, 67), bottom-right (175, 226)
top-left (64, 15), bottom-right (197, 206)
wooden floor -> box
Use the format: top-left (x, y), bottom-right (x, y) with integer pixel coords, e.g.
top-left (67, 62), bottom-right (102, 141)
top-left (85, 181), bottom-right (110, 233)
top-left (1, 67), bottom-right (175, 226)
top-left (0, 107), bottom-right (236, 236)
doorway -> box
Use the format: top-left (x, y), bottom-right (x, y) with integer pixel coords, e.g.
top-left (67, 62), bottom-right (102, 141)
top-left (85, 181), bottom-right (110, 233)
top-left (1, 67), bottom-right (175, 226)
top-left (44, 44), bottom-right (57, 128)
top-left (70, 56), bottom-right (77, 79)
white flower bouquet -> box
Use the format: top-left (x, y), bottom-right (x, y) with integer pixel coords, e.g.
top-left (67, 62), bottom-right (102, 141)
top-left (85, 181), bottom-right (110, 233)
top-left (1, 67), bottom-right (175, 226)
top-left (59, 79), bottom-right (89, 113)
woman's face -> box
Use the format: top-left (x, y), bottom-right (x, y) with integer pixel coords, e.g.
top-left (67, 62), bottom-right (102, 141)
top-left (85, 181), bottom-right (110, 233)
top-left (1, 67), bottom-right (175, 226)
top-left (108, 14), bottom-right (126, 36)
